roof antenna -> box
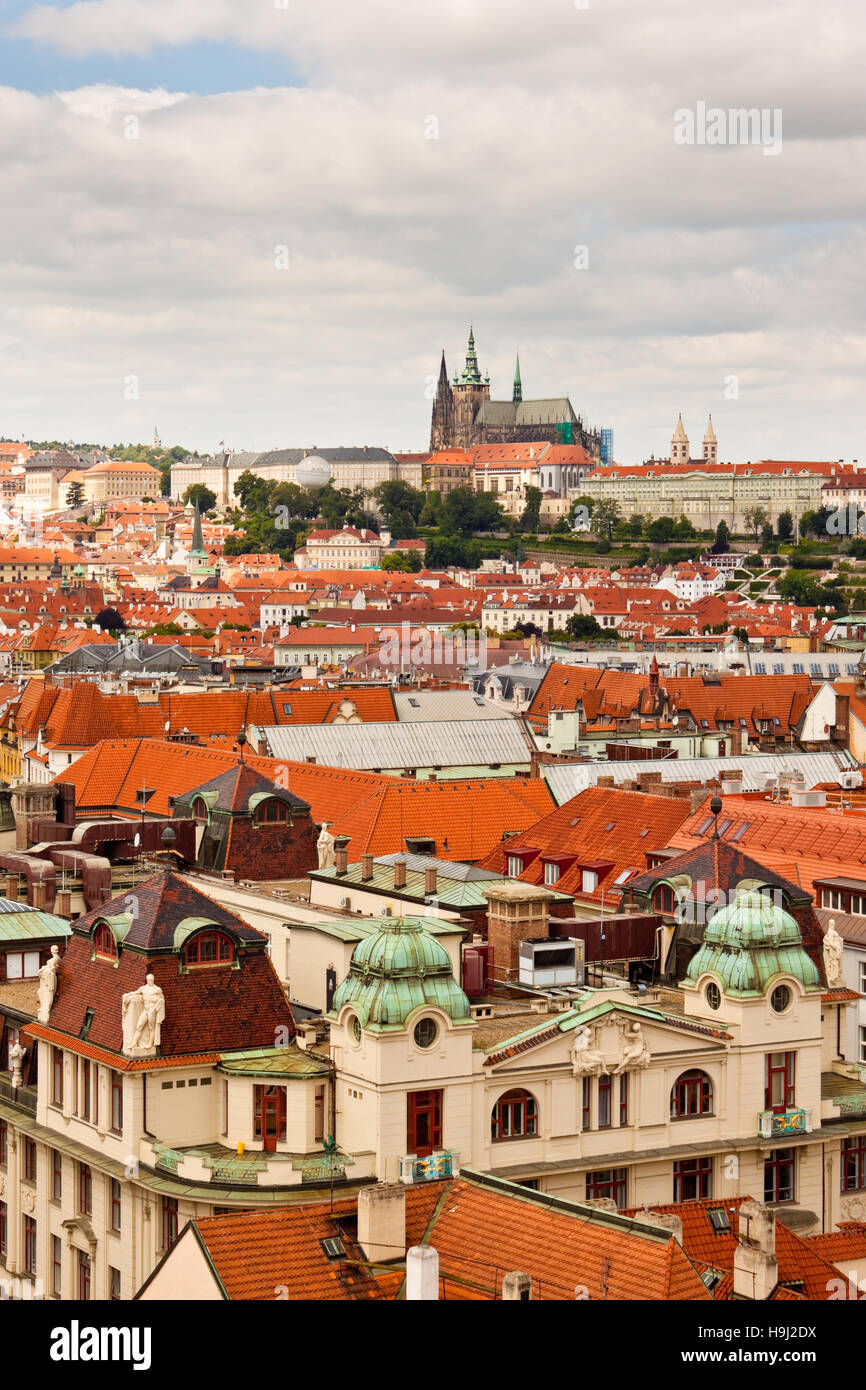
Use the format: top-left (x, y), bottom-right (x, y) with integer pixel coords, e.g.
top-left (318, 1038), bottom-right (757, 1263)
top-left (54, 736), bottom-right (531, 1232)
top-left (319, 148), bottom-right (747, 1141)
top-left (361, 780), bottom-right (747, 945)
top-left (709, 794), bottom-right (722, 838)
top-left (237, 728), bottom-right (247, 763)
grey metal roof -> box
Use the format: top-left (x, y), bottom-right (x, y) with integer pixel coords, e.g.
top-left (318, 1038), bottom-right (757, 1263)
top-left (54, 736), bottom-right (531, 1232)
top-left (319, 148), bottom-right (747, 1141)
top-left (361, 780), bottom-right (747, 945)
top-left (543, 751), bottom-right (860, 804)
top-left (394, 690), bottom-right (512, 722)
top-left (256, 717), bottom-right (533, 771)
top-left (373, 853), bottom-right (503, 882)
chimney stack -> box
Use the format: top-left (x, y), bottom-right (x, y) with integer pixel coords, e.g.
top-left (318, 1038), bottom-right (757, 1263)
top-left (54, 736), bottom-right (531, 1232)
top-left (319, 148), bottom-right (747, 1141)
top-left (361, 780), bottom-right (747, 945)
top-left (502, 1271), bottom-right (533, 1300)
top-left (335, 846), bottom-right (348, 876)
top-left (425, 865), bottom-right (437, 896)
top-left (483, 882), bottom-right (557, 983)
top-left (358, 1184), bottom-right (406, 1265)
top-left (361, 853), bottom-right (374, 881)
top-left (733, 1200), bottom-right (778, 1301)
top-left (405, 1246), bottom-right (439, 1301)
top-left (394, 858), bottom-right (407, 890)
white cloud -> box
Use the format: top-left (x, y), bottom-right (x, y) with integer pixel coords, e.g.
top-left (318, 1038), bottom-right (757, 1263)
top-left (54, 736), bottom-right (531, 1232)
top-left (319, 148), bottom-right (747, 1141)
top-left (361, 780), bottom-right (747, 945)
top-left (0, 2), bottom-right (864, 460)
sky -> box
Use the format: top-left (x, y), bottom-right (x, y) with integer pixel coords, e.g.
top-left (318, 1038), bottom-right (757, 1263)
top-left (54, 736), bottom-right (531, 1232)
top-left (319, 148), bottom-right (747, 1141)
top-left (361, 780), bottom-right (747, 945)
top-left (1, 0), bottom-right (865, 464)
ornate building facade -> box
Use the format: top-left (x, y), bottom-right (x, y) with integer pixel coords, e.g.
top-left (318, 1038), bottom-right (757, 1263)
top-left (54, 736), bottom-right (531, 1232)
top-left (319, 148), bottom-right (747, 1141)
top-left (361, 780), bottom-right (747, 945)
top-left (430, 328), bottom-right (602, 456)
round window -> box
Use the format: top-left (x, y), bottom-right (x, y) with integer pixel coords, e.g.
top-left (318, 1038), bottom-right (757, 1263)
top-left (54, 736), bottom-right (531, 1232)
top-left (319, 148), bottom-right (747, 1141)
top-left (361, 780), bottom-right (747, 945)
top-left (771, 984), bottom-right (791, 1014)
top-left (414, 1018), bottom-right (438, 1049)
top-left (706, 982), bottom-right (721, 1011)
top-left (350, 1015), bottom-right (362, 1045)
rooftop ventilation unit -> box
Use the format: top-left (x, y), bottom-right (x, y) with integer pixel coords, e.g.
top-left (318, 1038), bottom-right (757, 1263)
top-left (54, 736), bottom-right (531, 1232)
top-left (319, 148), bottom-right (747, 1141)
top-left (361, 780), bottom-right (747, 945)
top-left (518, 937), bottom-right (585, 988)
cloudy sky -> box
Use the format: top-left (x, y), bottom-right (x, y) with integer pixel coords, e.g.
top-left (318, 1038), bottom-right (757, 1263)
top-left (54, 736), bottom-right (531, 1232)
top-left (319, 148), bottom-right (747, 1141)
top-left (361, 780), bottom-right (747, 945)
top-left (1, 0), bottom-right (864, 463)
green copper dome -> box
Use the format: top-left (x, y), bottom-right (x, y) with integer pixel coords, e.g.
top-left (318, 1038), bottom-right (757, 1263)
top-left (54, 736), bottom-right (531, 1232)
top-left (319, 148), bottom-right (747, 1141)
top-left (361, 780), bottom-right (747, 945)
top-left (332, 919), bottom-right (471, 1030)
top-left (685, 890), bottom-right (821, 997)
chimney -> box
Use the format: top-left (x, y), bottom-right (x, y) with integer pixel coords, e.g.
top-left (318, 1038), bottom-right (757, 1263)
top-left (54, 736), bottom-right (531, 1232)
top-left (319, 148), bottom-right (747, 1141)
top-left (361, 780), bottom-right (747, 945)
top-left (335, 846), bottom-right (348, 876)
top-left (358, 1184), bottom-right (406, 1264)
top-left (636, 1210), bottom-right (684, 1243)
top-left (502, 1271), bottom-right (533, 1301)
top-left (424, 865), bottom-right (437, 896)
top-left (361, 853), bottom-right (374, 881)
top-left (31, 880), bottom-right (45, 910)
top-left (5, 873), bottom-right (18, 901)
top-left (733, 1200), bottom-right (778, 1301)
top-left (393, 857), bottom-right (407, 890)
top-left (405, 1246), bottom-right (439, 1301)
top-left (55, 889), bottom-right (71, 918)
top-left (483, 882), bottom-right (556, 983)
top-left (690, 788), bottom-right (712, 813)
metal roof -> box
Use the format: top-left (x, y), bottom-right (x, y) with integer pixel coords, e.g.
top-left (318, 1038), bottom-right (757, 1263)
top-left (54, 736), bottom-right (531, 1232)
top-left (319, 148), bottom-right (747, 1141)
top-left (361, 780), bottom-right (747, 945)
top-left (543, 751), bottom-right (860, 805)
top-left (394, 691), bottom-right (512, 722)
top-left (257, 718), bottom-right (533, 771)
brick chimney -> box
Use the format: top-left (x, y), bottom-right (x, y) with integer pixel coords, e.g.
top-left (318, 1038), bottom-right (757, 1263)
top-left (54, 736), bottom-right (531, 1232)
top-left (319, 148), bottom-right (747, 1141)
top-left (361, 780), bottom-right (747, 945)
top-left (483, 881), bottom-right (558, 983)
top-left (358, 1184), bottom-right (406, 1264)
top-left (335, 846), bottom-right (348, 875)
top-left (425, 865), bottom-right (437, 896)
top-left (394, 857), bottom-right (407, 889)
top-left (361, 853), bottom-right (374, 881)
top-left (733, 1200), bottom-right (778, 1300)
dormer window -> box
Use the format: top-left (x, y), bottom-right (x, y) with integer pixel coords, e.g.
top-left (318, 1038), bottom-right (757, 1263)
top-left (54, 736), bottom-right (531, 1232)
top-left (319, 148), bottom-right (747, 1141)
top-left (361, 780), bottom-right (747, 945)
top-left (191, 797), bottom-right (208, 823)
top-left (94, 923), bottom-right (118, 962)
top-left (185, 930), bottom-right (234, 967)
top-left (255, 798), bottom-right (289, 825)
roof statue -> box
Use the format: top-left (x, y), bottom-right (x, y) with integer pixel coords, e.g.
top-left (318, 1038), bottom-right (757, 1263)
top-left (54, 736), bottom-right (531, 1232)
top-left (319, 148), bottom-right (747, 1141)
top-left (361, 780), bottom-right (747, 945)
top-left (37, 943), bottom-right (62, 1024)
top-left (823, 919), bottom-right (844, 987)
top-left (316, 823), bottom-right (336, 870)
top-left (122, 973), bottom-right (166, 1056)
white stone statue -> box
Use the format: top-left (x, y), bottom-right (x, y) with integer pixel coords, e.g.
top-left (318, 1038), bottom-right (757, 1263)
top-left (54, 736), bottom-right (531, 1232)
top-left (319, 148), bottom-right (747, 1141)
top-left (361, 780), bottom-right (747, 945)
top-left (613, 1020), bottom-right (651, 1074)
top-left (317, 823), bottom-right (336, 871)
top-left (9, 1041), bottom-right (26, 1089)
top-left (570, 1024), bottom-right (609, 1077)
top-left (36, 944), bottom-right (62, 1024)
top-left (122, 974), bottom-right (166, 1054)
top-left (823, 920), bottom-right (844, 987)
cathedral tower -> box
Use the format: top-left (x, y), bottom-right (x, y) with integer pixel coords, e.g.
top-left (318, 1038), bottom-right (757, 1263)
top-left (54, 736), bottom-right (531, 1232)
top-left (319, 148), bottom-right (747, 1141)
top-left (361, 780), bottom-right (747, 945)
top-left (671, 413), bottom-right (690, 463)
top-left (429, 350), bottom-right (454, 451)
top-left (450, 325), bottom-right (491, 450)
top-left (702, 415), bottom-right (718, 465)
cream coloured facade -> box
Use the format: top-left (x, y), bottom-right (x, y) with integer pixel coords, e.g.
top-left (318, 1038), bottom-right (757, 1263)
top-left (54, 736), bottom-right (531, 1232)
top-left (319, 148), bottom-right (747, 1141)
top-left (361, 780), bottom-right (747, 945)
top-left (583, 462), bottom-right (836, 530)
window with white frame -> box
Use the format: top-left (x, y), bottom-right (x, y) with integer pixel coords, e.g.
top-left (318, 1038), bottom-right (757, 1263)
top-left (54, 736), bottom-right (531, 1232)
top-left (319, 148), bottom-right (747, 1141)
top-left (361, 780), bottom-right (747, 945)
top-left (821, 889), bottom-right (844, 910)
top-left (543, 862), bottom-right (560, 886)
top-left (860, 1026), bottom-right (866, 1065)
top-left (852, 896), bottom-right (866, 916)
top-left (5, 950), bottom-right (40, 979)
top-left (582, 868), bottom-right (598, 893)
top-left (859, 960), bottom-right (866, 996)
top-left (507, 856), bottom-right (523, 878)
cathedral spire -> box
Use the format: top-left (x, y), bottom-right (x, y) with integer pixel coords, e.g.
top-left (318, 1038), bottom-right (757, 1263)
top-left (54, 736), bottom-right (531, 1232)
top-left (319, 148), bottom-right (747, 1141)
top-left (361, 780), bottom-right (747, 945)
top-left (191, 500), bottom-right (205, 557)
top-left (460, 324), bottom-right (483, 385)
top-left (513, 352), bottom-right (522, 405)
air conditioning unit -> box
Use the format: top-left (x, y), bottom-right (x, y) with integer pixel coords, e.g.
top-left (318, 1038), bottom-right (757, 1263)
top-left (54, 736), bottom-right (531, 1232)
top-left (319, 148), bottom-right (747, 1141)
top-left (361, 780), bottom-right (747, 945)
top-left (378, 905), bottom-right (392, 917)
top-left (840, 772), bottom-right (861, 789)
top-left (339, 896), bottom-right (351, 910)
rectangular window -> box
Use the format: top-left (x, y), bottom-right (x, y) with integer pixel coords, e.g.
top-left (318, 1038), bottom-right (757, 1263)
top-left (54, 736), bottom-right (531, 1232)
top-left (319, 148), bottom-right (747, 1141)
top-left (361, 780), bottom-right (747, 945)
top-left (110, 1072), bottom-right (123, 1134)
top-left (161, 1196), bottom-right (178, 1252)
top-left (581, 1077), bottom-right (591, 1130)
top-left (51, 1234), bottom-right (62, 1296)
top-left (841, 1135), bottom-right (866, 1192)
top-left (543, 861), bottom-right (561, 886)
top-left (110, 1178), bottom-right (122, 1232)
top-left (582, 868), bottom-right (599, 893)
top-left (314, 1085), bottom-right (325, 1143)
top-left (764, 1147), bottom-right (795, 1203)
top-left (78, 1162), bottom-right (92, 1216)
top-left (0, 1201), bottom-right (6, 1259)
top-left (585, 1167), bottom-right (627, 1207)
top-left (765, 1052), bottom-right (796, 1113)
top-left (51, 1047), bottom-right (64, 1108)
top-left (23, 1215), bottom-right (37, 1275)
top-left (0, 1119), bottom-right (6, 1167)
top-left (51, 1149), bottom-right (62, 1202)
top-left (851, 897), bottom-right (866, 918)
top-left (78, 1249), bottom-right (91, 1301)
top-left (597, 1073), bottom-right (612, 1129)
top-left (860, 1027), bottom-right (866, 1067)
top-left (619, 1073), bottom-right (629, 1127)
top-left (5, 950), bottom-right (39, 979)
top-left (80, 1059), bottom-right (91, 1121)
top-left (24, 1137), bottom-right (37, 1182)
top-left (507, 856), bottom-right (522, 878)
top-left (673, 1156), bottom-right (713, 1202)
top-left (109, 1266), bottom-right (121, 1301)
top-left (406, 1089), bottom-right (443, 1157)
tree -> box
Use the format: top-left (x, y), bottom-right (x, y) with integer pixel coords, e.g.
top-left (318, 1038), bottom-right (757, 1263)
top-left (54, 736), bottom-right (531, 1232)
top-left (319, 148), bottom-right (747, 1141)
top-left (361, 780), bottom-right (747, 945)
top-left (183, 483), bottom-right (217, 512)
top-left (673, 515), bottom-right (696, 540)
top-left (373, 481), bottom-right (424, 537)
top-left (760, 523), bottom-right (775, 551)
top-left (565, 613), bottom-right (607, 641)
top-left (520, 486), bottom-right (543, 533)
top-left (591, 499), bottom-right (620, 542)
top-left (381, 551), bottom-right (414, 572)
top-left (647, 516), bottom-right (674, 543)
top-left (65, 480), bottom-right (85, 508)
top-left (625, 514), bottom-right (644, 540)
top-left (95, 607), bottom-right (126, 633)
top-left (777, 510), bottom-right (794, 541)
top-left (743, 505), bottom-right (770, 542)
top-left (233, 471), bottom-right (271, 512)
top-left (712, 520), bottom-right (731, 554)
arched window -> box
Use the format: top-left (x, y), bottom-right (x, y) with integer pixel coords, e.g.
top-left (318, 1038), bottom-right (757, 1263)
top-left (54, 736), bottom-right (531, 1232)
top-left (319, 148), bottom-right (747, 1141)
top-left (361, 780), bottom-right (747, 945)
top-left (191, 797), bottom-right (208, 824)
top-left (255, 799), bottom-right (289, 825)
top-left (94, 923), bottom-right (117, 962)
top-left (653, 884), bottom-right (676, 914)
top-left (185, 931), bottom-right (234, 967)
top-left (670, 1070), bottom-right (714, 1119)
top-left (491, 1088), bottom-right (539, 1141)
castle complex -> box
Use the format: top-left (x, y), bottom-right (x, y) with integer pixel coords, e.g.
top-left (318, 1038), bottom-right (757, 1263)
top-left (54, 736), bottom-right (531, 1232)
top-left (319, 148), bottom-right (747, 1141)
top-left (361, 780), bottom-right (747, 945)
top-left (430, 327), bottom-right (602, 456)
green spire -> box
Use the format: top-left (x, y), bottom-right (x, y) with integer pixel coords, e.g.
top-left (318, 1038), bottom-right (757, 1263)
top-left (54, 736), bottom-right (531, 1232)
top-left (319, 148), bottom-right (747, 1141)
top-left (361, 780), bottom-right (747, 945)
top-left (513, 351), bottom-right (522, 405)
top-left (459, 324), bottom-right (483, 385)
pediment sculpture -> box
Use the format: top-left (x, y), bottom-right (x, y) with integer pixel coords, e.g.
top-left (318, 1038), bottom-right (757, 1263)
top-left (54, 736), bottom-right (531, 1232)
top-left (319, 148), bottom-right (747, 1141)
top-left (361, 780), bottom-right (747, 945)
top-left (570, 1024), bottom-right (609, 1077)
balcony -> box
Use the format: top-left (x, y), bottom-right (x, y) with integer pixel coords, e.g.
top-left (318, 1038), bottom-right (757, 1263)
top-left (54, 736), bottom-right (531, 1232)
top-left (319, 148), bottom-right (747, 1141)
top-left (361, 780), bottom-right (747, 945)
top-left (758, 1108), bottom-right (812, 1139)
top-left (400, 1150), bottom-right (459, 1184)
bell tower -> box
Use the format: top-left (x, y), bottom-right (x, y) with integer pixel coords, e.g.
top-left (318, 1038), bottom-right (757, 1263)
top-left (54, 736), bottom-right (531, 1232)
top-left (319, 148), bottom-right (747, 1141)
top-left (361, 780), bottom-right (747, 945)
top-left (429, 350), bottom-right (453, 451)
top-left (450, 325), bottom-right (490, 449)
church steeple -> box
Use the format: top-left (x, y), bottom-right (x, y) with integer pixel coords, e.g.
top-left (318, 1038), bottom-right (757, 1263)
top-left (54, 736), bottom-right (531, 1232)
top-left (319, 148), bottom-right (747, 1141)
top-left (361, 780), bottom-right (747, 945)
top-left (671, 413), bottom-right (690, 464)
top-left (191, 501), bottom-right (205, 557)
top-left (459, 324), bottom-right (483, 385)
top-left (703, 414), bottom-right (718, 465)
top-left (513, 352), bottom-right (522, 405)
